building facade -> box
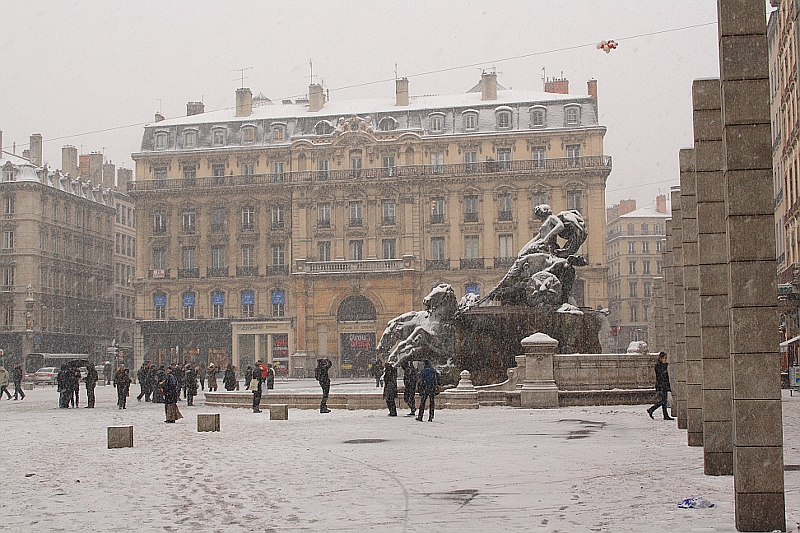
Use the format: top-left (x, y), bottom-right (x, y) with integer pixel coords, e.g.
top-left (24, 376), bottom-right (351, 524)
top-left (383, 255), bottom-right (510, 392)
top-left (605, 195), bottom-right (669, 351)
top-left (130, 73), bottom-right (611, 376)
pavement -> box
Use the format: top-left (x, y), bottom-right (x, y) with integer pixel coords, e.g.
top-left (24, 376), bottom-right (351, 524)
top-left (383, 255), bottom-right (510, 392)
top-left (0, 380), bottom-right (797, 532)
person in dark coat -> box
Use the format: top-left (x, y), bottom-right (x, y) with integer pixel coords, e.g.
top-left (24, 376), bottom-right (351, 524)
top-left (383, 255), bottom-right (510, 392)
top-left (11, 364), bottom-right (25, 400)
top-left (103, 362), bottom-right (112, 385)
top-left (206, 364), bottom-right (218, 392)
top-left (57, 364), bottom-right (70, 408)
top-left (162, 367), bottom-right (183, 422)
top-left (152, 365), bottom-right (166, 403)
top-left (136, 361), bottom-right (150, 402)
top-left (416, 359), bottom-right (439, 422)
top-left (372, 358), bottom-right (384, 387)
top-left (223, 364), bottom-right (236, 391)
top-left (114, 366), bottom-right (132, 409)
top-left (251, 360), bottom-right (265, 413)
top-left (185, 365), bottom-right (198, 406)
top-left (647, 352), bottom-right (674, 420)
top-left (400, 360), bottom-right (417, 416)
top-left (266, 364), bottom-right (275, 390)
top-left (383, 362), bottom-right (398, 416)
top-left (244, 365), bottom-right (253, 389)
top-left (67, 363), bottom-right (81, 408)
top-left (148, 364), bottom-right (160, 403)
top-left (85, 363), bottom-right (98, 408)
top-left (315, 358), bottom-right (332, 413)
top-left (198, 365), bottom-right (205, 391)
top-left (0, 365), bottom-right (11, 400)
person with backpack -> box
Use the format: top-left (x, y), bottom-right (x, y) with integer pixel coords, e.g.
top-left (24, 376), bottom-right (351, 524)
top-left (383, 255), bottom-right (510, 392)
top-left (315, 358), bottom-right (332, 413)
top-left (416, 359), bottom-right (439, 422)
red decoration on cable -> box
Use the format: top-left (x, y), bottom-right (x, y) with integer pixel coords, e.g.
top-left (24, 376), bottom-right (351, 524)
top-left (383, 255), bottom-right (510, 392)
top-left (596, 40), bottom-right (618, 54)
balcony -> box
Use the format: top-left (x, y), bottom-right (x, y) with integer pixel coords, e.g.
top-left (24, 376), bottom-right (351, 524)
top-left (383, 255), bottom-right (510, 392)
top-left (267, 264), bottom-right (289, 276)
top-left (236, 266), bottom-right (259, 277)
top-left (349, 218), bottom-right (363, 227)
top-left (382, 217), bottom-right (396, 226)
top-left (494, 257), bottom-right (516, 269)
top-left (426, 259), bottom-right (450, 270)
top-left (148, 268), bottom-right (170, 279)
top-left (207, 267), bottom-right (229, 278)
top-left (430, 214), bottom-right (445, 225)
top-left (464, 212), bottom-right (479, 223)
top-left (128, 156), bottom-right (614, 192)
top-left (498, 210), bottom-right (513, 222)
top-left (153, 226), bottom-right (166, 235)
top-left (178, 268), bottom-right (199, 279)
top-left (241, 224), bottom-right (255, 232)
top-left (271, 221), bottom-right (285, 231)
top-left (317, 220), bottom-right (331, 229)
top-left (305, 259), bottom-right (403, 273)
top-left (460, 258), bottom-right (485, 270)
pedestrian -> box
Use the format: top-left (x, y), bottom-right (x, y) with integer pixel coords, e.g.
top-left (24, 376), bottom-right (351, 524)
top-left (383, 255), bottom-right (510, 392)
top-left (114, 365), bottom-right (131, 409)
top-left (198, 365), bottom-right (205, 391)
top-left (233, 365), bottom-right (240, 391)
top-left (103, 362), bottom-right (112, 385)
top-left (223, 364), bottom-right (236, 391)
top-left (185, 365), bottom-right (198, 406)
top-left (0, 365), bottom-right (11, 400)
top-left (136, 361), bottom-right (150, 402)
top-left (416, 359), bottom-right (439, 422)
top-left (11, 363), bottom-right (25, 400)
top-left (85, 362), bottom-right (98, 408)
top-left (400, 360), bottom-right (417, 416)
top-left (176, 363), bottom-right (186, 399)
top-left (206, 363), bottom-right (218, 392)
top-left (152, 365), bottom-right (166, 403)
top-left (647, 352), bottom-right (674, 421)
top-left (372, 357), bottom-right (383, 387)
top-left (266, 363), bottom-right (275, 390)
top-left (251, 360), bottom-right (265, 413)
top-left (315, 357), bottom-right (332, 413)
top-left (383, 362), bottom-right (398, 416)
top-left (56, 364), bottom-right (70, 408)
top-left (244, 365), bottom-right (253, 388)
top-left (68, 363), bottom-right (81, 408)
top-left (162, 366), bottom-right (183, 423)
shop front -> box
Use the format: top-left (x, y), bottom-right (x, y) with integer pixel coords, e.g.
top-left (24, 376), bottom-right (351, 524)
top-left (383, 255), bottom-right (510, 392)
top-left (231, 321), bottom-right (293, 376)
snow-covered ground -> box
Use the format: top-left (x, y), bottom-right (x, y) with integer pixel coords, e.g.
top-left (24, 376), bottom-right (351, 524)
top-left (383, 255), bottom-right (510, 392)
top-left (0, 381), bottom-right (797, 533)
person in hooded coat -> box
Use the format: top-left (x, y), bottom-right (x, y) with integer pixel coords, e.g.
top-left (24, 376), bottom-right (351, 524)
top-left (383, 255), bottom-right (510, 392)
top-left (266, 364), bottom-right (275, 390)
top-left (206, 364), bottom-right (218, 392)
top-left (382, 362), bottom-right (398, 416)
top-left (0, 365), bottom-right (11, 400)
top-left (162, 366), bottom-right (183, 422)
top-left (11, 364), bottom-right (25, 400)
top-left (57, 364), bottom-right (70, 408)
top-left (400, 360), bottom-right (418, 417)
top-left (223, 364), bottom-right (236, 391)
top-left (251, 360), bottom-right (265, 413)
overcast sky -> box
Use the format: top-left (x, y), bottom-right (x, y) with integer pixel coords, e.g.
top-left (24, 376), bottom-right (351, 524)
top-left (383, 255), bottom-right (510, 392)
top-left (1, 1), bottom-right (723, 207)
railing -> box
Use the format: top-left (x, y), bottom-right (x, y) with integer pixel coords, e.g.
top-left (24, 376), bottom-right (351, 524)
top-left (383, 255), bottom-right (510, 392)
top-left (271, 222), bottom-right (285, 231)
top-left (494, 257), bottom-right (516, 269)
top-left (128, 156), bottom-right (613, 191)
top-left (305, 259), bottom-right (403, 273)
top-left (382, 217), bottom-right (396, 226)
top-left (464, 212), bottom-right (479, 223)
top-left (498, 210), bottom-right (513, 221)
top-left (460, 258), bottom-right (484, 270)
top-left (317, 220), bottom-right (331, 228)
top-left (153, 226), bottom-right (167, 235)
top-left (267, 265), bottom-right (289, 275)
top-left (426, 259), bottom-right (449, 270)
top-left (349, 218), bottom-right (363, 227)
top-left (178, 268), bottom-right (199, 279)
top-left (241, 224), bottom-right (255, 232)
top-left (207, 267), bottom-right (228, 277)
top-left (430, 214), bottom-right (445, 224)
top-left (236, 266), bottom-right (259, 277)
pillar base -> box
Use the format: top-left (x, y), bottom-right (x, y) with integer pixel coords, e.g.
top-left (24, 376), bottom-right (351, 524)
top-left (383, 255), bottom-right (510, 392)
top-left (520, 382), bottom-right (559, 409)
top-left (734, 492), bottom-right (785, 532)
top-left (703, 452), bottom-right (733, 476)
top-left (688, 431), bottom-right (703, 447)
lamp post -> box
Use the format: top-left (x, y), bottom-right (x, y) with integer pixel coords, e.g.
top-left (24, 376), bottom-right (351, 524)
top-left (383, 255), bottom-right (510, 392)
top-left (21, 284), bottom-right (35, 374)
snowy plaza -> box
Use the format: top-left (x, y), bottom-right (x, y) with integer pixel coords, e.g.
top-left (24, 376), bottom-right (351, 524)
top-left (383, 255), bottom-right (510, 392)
top-left (0, 381), bottom-right (797, 532)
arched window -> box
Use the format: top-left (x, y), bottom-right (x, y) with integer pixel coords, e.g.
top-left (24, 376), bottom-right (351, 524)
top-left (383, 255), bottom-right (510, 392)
top-left (564, 104), bottom-right (581, 126)
top-left (428, 113), bottom-right (445, 133)
top-left (314, 120), bottom-right (334, 135)
top-left (183, 129), bottom-right (197, 148)
top-left (337, 295), bottom-right (377, 321)
top-left (495, 106), bottom-right (512, 129)
top-left (378, 117), bottom-right (398, 131)
top-left (529, 106), bottom-right (547, 127)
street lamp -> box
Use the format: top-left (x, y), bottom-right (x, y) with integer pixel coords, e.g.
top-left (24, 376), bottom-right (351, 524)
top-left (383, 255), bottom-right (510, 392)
top-left (22, 285), bottom-right (35, 374)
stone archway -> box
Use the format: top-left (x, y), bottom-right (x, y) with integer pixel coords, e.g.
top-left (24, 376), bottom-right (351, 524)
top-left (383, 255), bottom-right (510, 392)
top-left (337, 296), bottom-right (377, 377)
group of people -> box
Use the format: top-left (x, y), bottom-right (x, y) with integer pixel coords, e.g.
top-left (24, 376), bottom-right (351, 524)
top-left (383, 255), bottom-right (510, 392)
top-left (0, 364), bottom-right (25, 400)
top-left (55, 362), bottom-right (98, 408)
top-left (134, 361), bottom-right (200, 407)
top-left (381, 359), bottom-right (439, 421)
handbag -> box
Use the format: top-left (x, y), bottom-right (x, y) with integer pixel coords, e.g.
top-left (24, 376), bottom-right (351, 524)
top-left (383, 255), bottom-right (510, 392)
top-left (249, 378), bottom-right (259, 391)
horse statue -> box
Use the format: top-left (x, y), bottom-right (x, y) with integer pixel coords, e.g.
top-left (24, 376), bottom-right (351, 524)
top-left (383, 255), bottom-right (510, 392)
top-left (376, 284), bottom-right (458, 367)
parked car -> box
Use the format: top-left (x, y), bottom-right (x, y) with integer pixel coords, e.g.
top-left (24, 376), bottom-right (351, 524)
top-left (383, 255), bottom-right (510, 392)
top-left (78, 367), bottom-right (88, 379)
top-left (33, 367), bottom-right (57, 385)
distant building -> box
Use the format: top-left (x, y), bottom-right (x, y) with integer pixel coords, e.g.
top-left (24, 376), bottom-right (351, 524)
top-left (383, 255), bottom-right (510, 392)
top-left (606, 195), bottom-right (669, 351)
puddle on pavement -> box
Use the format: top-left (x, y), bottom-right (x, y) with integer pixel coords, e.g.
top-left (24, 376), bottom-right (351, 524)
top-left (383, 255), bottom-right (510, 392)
top-left (343, 438), bottom-right (388, 444)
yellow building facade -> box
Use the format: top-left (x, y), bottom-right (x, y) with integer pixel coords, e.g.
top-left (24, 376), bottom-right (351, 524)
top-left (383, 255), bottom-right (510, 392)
top-left (130, 73), bottom-right (611, 376)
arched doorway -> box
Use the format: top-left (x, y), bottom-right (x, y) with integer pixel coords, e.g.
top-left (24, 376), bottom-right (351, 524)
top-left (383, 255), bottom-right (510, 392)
top-left (337, 295), bottom-right (377, 378)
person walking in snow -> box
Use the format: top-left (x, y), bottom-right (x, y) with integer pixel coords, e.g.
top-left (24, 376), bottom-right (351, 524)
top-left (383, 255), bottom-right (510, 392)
top-left (206, 363), bottom-right (218, 392)
top-left (400, 360), bottom-right (417, 417)
top-left (85, 363), bottom-right (98, 408)
top-left (0, 365), bottom-right (11, 400)
top-left (315, 358), bottom-right (332, 413)
top-left (114, 366), bottom-right (131, 409)
top-left (647, 352), bottom-right (674, 421)
top-left (11, 364), bottom-right (25, 400)
top-left (223, 364), bottom-right (236, 391)
top-left (103, 362), bottom-right (112, 385)
top-left (266, 364), bottom-right (275, 390)
top-left (136, 361), bottom-right (150, 402)
top-left (162, 366), bottom-right (183, 423)
top-left (383, 362), bottom-right (398, 416)
top-left (68, 363), bottom-right (81, 408)
top-left (185, 365), bottom-right (198, 406)
top-left (416, 359), bottom-right (439, 422)
top-left (251, 360), bottom-right (265, 413)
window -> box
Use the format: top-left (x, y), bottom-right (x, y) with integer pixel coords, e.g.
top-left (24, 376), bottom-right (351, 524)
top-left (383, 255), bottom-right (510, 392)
top-left (464, 195), bottom-right (479, 222)
top-left (182, 247), bottom-right (196, 270)
top-left (272, 125), bottom-right (285, 142)
top-left (465, 284), bottom-right (480, 297)
top-left (272, 290), bottom-right (285, 317)
top-left (155, 132), bottom-right (168, 150)
top-left (183, 165), bottom-right (196, 185)
top-left (349, 201), bottom-right (363, 226)
top-left (567, 189), bottom-right (583, 211)
top-left (566, 144), bottom-right (581, 167)
top-left (213, 129), bottom-right (225, 146)
top-left (3, 168), bottom-right (14, 182)
top-left (565, 105), bottom-right (581, 125)
top-left (499, 234), bottom-right (514, 258)
top-left (464, 151), bottom-right (477, 172)
top-left (431, 197), bottom-right (445, 224)
top-left (184, 130), bottom-right (197, 148)
top-left (630, 304), bottom-right (638, 323)
top-left (212, 292), bottom-right (225, 318)
top-left (496, 110), bottom-right (511, 129)
top-left (628, 241), bottom-right (636, 254)
top-left (349, 152), bottom-right (362, 178)
top-left (654, 223), bottom-right (664, 234)
top-left (431, 237), bottom-right (446, 261)
top-left (211, 207), bottom-right (225, 233)
top-left (241, 291), bottom-right (255, 318)
top-left (349, 240), bottom-right (363, 260)
top-left (641, 223), bottom-right (649, 235)
top-left (153, 248), bottom-right (166, 269)
top-left (382, 200), bottom-right (396, 225)
top-left (629, 281), bottom-right (638, 298)
top-left (382, 239), bottom-right (396, 259)
top-left (378, 117), bottom-right (397, 131)
top-left (3, 197), bottom-right (14, 215)
top-left (2, 231), bottom-right (14, 249)
top-left (498, 193), bottom-right (513, 220)
top-left (180, 209), bottom-right (196, 233)
top-left (497, 148), bottom-right (512, 170)
top-left (642, 241), bottom-right (650, 253)
top-left (154, 294), bottom-right (166, 320)
top-left (429, 113), bottom-right (444, 133)
top-left (271, 204), bottom-right (285, 229)
top-left (241, 244), bottom-right (255, 267)
top-left (238, 206), bottom-right (253, 231)
top-left (317, 159), bottom-right (330, 180)
top-left (431, 152), bottom-right (444, 174)
top-left (242, 126), bottom-right (255, 144)
top-left (315, 120), bottom-right (334, 135)
top-left (656, 240), bottom-right (663, 252)
top-left (643, 282), bottom-right (652, 298)
top-left (657, 261), bottom-right (663, 274)
top-left (211, 246), bottom-right (226, 269)
top-left (382, 155), bottom-right (395, 176)
top-left (153, 210), bottom-right (167, 234)
top-left (530, 106), bottom-right (546, 127)
top-left (463, 112), bottom-right (478, 131)
top-left (465, 235), bottom-right (479, 259)
top-left (212, 164), bottom-right (226, 185)
top-left (643, 260), bottom-right (651, 275)
top-left (629, 260), bottom-right (637, 275)
top-left (318, 241), bottom-right (331, 262)
top-left (154, 166), bottom-right (167, 183)
top-left (2, 266), bottom-right (14, 287)
top-left (627, 224), bottom-right (635, 236)
top-left (318, 202), bottom-right (331, 227)
top-left (271, 244), bottom-right (285, 267)
top-left (182, 293), bottom-right (196, 319)
top-left (533, 191), bottom-right (548, 206)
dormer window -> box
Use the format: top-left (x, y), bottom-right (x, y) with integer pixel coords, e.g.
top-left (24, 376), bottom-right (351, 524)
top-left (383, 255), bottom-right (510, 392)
top-left (530, 106), bottom-right (547, 127)
top-left (212, 128), bottom-right (226, 146)
top-left (242, 126), bottom-right (255, 144)
top-left (155, 132), bottom-right (168, 150)
top-left (495, 106), bottom-right (512, 129)
top-left (565, 104), bottom-right (581, 126)
top-left (184, 130), bottom-right (197, 148)
top-left (429, 113), bottom-right (445, 133)
top-left (462, 110), bottom-right (478, 131)
top-left (314, 120), bottom-right (334, 135)
top-left (272, 124), bottom-right (286, 142)
top-left (2, 167), bottom-right (14, 182)
top-left (378, 117), bottom-right (398, 131)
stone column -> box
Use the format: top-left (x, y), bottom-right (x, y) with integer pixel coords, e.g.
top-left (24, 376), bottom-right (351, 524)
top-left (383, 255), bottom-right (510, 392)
top-left (653, 276), bottom-right (665, 351)
top-left (718, 2), bottom-right (785, 530)
top-left (693, 77), bottom-right (733, 476)
top-left (519, 332), bottom-right (559, 408)
top-left (680, 150), bottom-right (703, 447)
top-left (670, 191), bottom-right (689, 430)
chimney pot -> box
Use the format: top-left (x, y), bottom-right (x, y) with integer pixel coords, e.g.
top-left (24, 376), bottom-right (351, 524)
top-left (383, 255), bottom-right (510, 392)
top-left (544, 77), bottom-right (569, 94)
top-left (29, 134), bottom-right (43, 167)
top-left (481, 71), bottom-right (498, 100)
top-left (308, 84), bottom-right (325, 112)
top-left (619, 199), bottom-right (637, 216)
top-left (187, 101), bottom-right (205, 116)
top-left (236, 88), bottom-right (253, 117)
top-left (395, 78), bottom-right (409, 106)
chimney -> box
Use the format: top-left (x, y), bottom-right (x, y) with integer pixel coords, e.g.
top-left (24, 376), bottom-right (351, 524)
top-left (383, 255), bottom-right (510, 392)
top-left (619, 199), bottom-right (637, 215)
top-left (88, 152), bottom-right (103, 186)
top-left (103, 161), bottom-right (116, 188)
top-left (395, 77), bottom-right (409, 106)
top-left (155, 112), bottom-right (165, 122)
top-left (29, 134), bottom-right (43, 166)
top-left (544, 76), bottom-right (569, 94)
top-left (481, 71), bottom-right (498, 100)
top-left (236, 87), bottom-right (253, 117)
top-left (62, 145), bottom-right (78, 177)
top-left (0, 131), bottom-right (3, 156)
top-left (117, 167), bottom-right (133, 191)
top-left (79, 154), bottom-right (90, 179)
top-left (186, 101), bottom-right (205, 116)
top-left (587, 79), bottom-right (598, 116)
top-left (308, 84), bottom-right (325, 112)
top-left (655, 194), bottom-right (668, 214)
top-left (22, 149), bottom-right (31, 161)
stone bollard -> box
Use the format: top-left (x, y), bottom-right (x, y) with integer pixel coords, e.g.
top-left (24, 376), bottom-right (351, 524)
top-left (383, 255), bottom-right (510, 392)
top-left (268, 404), bottom-right (288, 420)
top-left (519, 332), bottom-right (559, 408)
top-left (443, 370), bottom-right (479, 409)
top-left (107, 426), bottom-right (133, 448)
top-left (197, 413), bottom-right (220, 432)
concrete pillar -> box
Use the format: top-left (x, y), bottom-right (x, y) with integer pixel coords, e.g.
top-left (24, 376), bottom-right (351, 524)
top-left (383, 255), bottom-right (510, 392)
top-left (519, 333), bottom-right (559, 408)
top-left (717, 2), bottom-right (785, 530)
top-left (693, 78), bottom-right (733, 476)
top-left (652, 276), bottom-right (665, 351)
top-left (680, 150), bottom-right (703, 447)
top-left (670, 191), bottom-right (689, 430)
top-left (443, 370), bottom-right (480, 409)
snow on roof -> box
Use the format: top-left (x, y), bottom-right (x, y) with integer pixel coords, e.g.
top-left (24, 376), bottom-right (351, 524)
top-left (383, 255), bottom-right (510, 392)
top-left (618, 203), bottom-right (670, 219)
top-left (0, 150), bottom-right (32, 167)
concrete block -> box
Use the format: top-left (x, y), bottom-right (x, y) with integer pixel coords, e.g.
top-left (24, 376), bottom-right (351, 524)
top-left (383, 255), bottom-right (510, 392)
top-left (719, 35), bottom-right (769, 81)
top-left (732, 400), bottom-right (784, 447)
top-left (700, 295), bottom-right (731, 328)
top-left (718, 1), bottom-right (768, 37)
top-left (700, 326), bottom-right (730, 360)
top-left (728, 261), bottom-right (778, 308)
top-left (731, 352), bottom-right (783, 400)
top-left (704, 451), bottom-right (734, 476)
top-left (724, 169), bottom-right (775, 216)
top-left (107, 426), bottom-right (133, 449)
top-left (694, 141), bottom-right (723, 172)
top-left (702, 388), bottom-right (732, 422)
top-left (727, 216), bottom-right (777, 261)
top-left (197, 413), bottom-right (220, 432)
top-left (695, 171), bottom-right (724, 203)
top-left (722, 124), bottom-right (772, 171)
top-left (729, 307), bottom-right (779, 354)
top-left (269, 404), bottom-right (289, 420)
top-left (703, 420), bottom-right (733, 453)
top-left (692, 78), bottom-right (721, 111)
top-left (720, 79), bottom-right (770, 126)
top-left (733, 446), bottom-right (786, 493)
top-left (702, 357), bottom-right (732, 389)
top-left (693, 109), bottom-right (723, 142)
top-left (733, 491), bottom-right (786, 533)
